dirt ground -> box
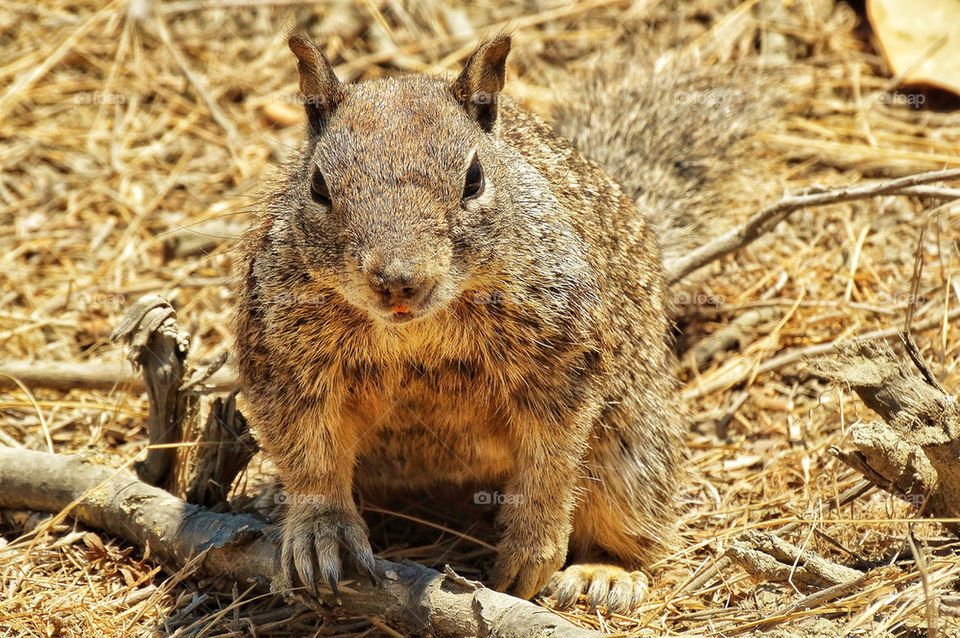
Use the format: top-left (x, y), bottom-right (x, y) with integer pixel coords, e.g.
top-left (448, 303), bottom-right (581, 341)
top-left (2, 0), bottom-right (960, 636)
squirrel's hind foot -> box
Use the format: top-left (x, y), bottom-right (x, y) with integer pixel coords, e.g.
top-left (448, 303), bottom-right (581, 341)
top-left (543, 564), bottom-right (648, 615)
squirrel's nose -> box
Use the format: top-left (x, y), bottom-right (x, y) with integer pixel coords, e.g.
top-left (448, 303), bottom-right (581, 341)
top-left (367, 267), bottom-right (433, 308)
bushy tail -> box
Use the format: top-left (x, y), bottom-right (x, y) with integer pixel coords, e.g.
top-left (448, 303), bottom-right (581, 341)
top-left (553, 48), bottom-right (788, 274)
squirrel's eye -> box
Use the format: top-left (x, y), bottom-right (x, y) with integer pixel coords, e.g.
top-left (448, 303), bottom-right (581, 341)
top-left (463, 153), bottom-right (484, 201)
top-left (310, 167), bottom-right (331, 207)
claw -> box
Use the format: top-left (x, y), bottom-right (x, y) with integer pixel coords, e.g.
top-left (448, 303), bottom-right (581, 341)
top-left (629, 572), bottom-right (648, 610)
top-left (277, 535), bottom-right (298, 596)
top-left (293, 535), bottom-right (319, 597)
top-left (606, 579), bottom-right (632, 615)
top-left (512, 565), bottom-right (546, 600)
top-left (553, 576), bottom-right (583, 609)
top-left (358, 551), bottom-right (379, 586)
top-left (489, 554), bottom-right (520, 593)
top-left (585, 575), bottom-right (610, 613)
top-left (340, 522), bottom-right (377, 585)
top-left (327, 574), bottom-right (341, 603)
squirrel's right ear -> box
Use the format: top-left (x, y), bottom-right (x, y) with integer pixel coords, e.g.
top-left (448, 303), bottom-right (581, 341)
top-left (450, 34), bottom-right (511, 133)
top-left (288, 33), bottom-right (344, 133)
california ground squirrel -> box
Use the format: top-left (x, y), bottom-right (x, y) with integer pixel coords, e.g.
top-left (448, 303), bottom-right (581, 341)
top-left (233, 33), bottom-right (691, 614)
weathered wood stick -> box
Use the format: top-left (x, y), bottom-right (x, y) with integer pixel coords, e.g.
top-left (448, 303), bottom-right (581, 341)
top-left (0, 360), bottom-right (234, 393)
top-left (0, 448), bottom-right (601, 638)
top-left (110, 295), bottom-right (195, 487)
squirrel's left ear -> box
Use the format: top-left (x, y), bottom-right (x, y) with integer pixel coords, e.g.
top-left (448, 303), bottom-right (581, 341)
top-left (288, 33), bottom-right (344, 134)
top-left (450, 34), bottom-right (511, 133)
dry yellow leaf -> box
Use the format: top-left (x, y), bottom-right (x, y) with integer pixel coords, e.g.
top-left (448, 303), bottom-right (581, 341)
top-left (867, 0), bottom-right (960, 96)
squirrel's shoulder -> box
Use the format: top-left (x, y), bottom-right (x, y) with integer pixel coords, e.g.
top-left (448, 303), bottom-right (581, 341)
top-left (499, 99), bottom-right (589, 173)
top-left (498, 98), bottom-right (649, 240)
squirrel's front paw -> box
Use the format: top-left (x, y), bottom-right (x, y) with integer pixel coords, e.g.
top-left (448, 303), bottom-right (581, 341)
top-left (489, 538), bottom-right (567, 599)
top-left (276, 501), bottom-right (377, 599)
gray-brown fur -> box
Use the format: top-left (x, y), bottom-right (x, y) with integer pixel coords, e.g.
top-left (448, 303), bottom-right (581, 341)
top-left (233, 33), bottom-right (685, 613)
top-left (554, 47), bottom-right (784, 270)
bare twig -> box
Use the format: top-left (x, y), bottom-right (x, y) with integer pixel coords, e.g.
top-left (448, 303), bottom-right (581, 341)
top-left (907, 527), bottom-right (939, 638)
top-left (726, 531), bottom-right (863, 588)
top-left (902, 214), bottom-right (949, 394)
top-left (677, 480), bottom-right (873, 597)
top-left (764, 572), bottom-right (872, 623)
top-left (685, 306), bottom-right (780, 371)
top-left (666, 168), bottom-right (960, 284)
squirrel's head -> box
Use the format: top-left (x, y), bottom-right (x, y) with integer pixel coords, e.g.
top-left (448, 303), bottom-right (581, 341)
top-left (284, 33), bottom-right (511, 325)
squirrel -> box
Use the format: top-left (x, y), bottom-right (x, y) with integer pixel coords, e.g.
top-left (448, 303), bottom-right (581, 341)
top-left (232, 32), bottom-right (768, 613)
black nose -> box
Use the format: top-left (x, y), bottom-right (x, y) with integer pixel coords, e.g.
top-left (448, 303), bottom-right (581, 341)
top-left (367, 267), bottom-right (432, 308)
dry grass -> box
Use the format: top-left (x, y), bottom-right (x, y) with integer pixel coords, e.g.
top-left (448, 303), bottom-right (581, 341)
top-left (2, 0), bottom-right (960, 636)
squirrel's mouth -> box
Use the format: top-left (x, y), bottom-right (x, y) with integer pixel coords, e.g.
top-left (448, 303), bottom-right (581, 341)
top-left (386, 310), bottom-right (417, 323)
top-left (374, 282), bottom-right (439, 325)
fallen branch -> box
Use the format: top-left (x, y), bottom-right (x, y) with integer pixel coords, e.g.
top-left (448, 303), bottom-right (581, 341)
top-left (11, 304), bottom-right (956, 401)
top-left (110, 296), bottom-right (202, 488)
top-left (0, 447), bottom-right (602, 638)
top-left (726, 531), bottom-right (863, 588)
top-left (676, 480), bottom-right (872, 600)
top-left (682, 305), bottom-right (960, 401)
top-left (0, 360), bottom-right (234, 393)
top-left (665, 167), bottom-right (960, 284)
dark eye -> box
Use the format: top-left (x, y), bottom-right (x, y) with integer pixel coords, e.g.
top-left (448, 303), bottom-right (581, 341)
top-left (463, 152), bottom-right (484, 201)
top-left (310, 166), bottom-right (331, 207)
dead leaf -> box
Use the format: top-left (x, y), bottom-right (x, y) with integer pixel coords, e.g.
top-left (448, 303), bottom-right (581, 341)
top-left (867, 0), bottom-right (960, 96)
